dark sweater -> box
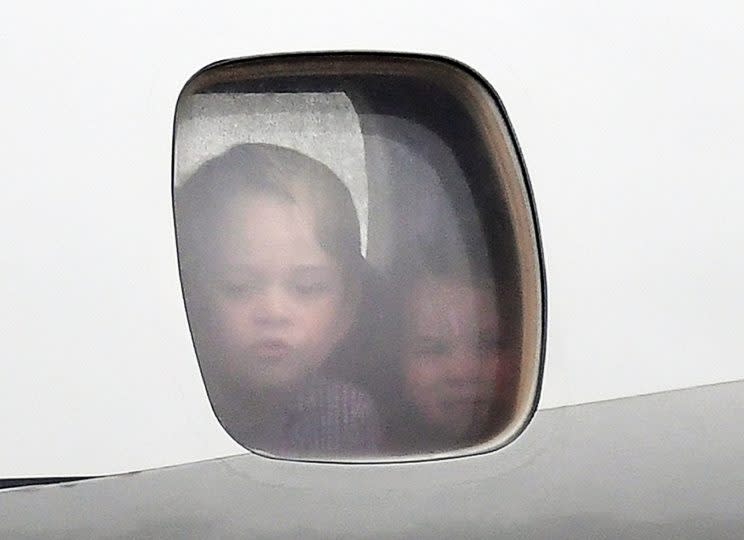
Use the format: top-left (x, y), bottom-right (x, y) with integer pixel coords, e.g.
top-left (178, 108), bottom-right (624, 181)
top-left (218, 375), bottom-right (381, 459)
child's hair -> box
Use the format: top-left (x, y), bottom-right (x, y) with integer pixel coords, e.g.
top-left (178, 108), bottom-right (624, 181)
top-left (392, 230), bottom-right (521, 334)
top-left (175, 143), bottom-right (364, 292)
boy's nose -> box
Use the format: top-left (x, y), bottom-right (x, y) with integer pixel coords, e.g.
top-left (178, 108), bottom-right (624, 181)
top-left (446, 344), bottom-right (481, 381)
top-left (254, 285), bottom-right (291, 326)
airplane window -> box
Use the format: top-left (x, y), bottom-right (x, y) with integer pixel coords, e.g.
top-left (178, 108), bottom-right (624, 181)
top-left (173, 54), bottom-right (544, 461)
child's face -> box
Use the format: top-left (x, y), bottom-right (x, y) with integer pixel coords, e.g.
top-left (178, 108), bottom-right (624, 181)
top-left (206, 193), bottom-right (353, 391)
top-left (402, 277), bottom-right (518, 440)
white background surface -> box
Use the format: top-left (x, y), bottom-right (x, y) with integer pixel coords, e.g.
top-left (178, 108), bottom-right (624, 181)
top-left (1, 1), bottom-right (743, 476)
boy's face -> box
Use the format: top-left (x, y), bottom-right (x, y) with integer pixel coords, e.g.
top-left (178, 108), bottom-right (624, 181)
top-left (206, 193), bottom-right (353, 391)
top-left (402, 277), bottom-right (518, 441)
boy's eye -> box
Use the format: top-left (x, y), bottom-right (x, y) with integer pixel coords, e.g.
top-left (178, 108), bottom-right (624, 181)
top-left (291, 280), bottom-right (330, 297)
top-left (478, 334), bottom-right (515, 356)
top-left (477, 335), bottom-right (502, 353)
top-left (290, 267), bottom-right (335, 297)
top-left (413, 339), bottom-right (450, 357)
top-left (218, 281), bottom-right (261, 298)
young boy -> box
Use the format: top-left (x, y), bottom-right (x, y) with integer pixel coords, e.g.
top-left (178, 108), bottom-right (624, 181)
top-left (175, 143), bottom-right (381, 458)
top-left (389, 259), bottom-right (520, 453)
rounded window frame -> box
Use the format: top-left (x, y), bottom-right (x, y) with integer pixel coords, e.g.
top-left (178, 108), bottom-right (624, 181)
top-left (172, 52), bottom-right (547, 463)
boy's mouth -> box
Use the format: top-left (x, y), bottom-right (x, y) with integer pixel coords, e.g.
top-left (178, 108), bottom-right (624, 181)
top-left (252, 339), bottom-right (292, 358)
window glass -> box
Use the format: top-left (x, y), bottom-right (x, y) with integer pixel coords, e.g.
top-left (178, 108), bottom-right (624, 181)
top-left (173, 54), bottom-right (544, 461)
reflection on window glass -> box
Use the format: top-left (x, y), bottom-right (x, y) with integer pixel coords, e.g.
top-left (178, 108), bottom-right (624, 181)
top-left (174, 55), bottom-right (543, 461)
